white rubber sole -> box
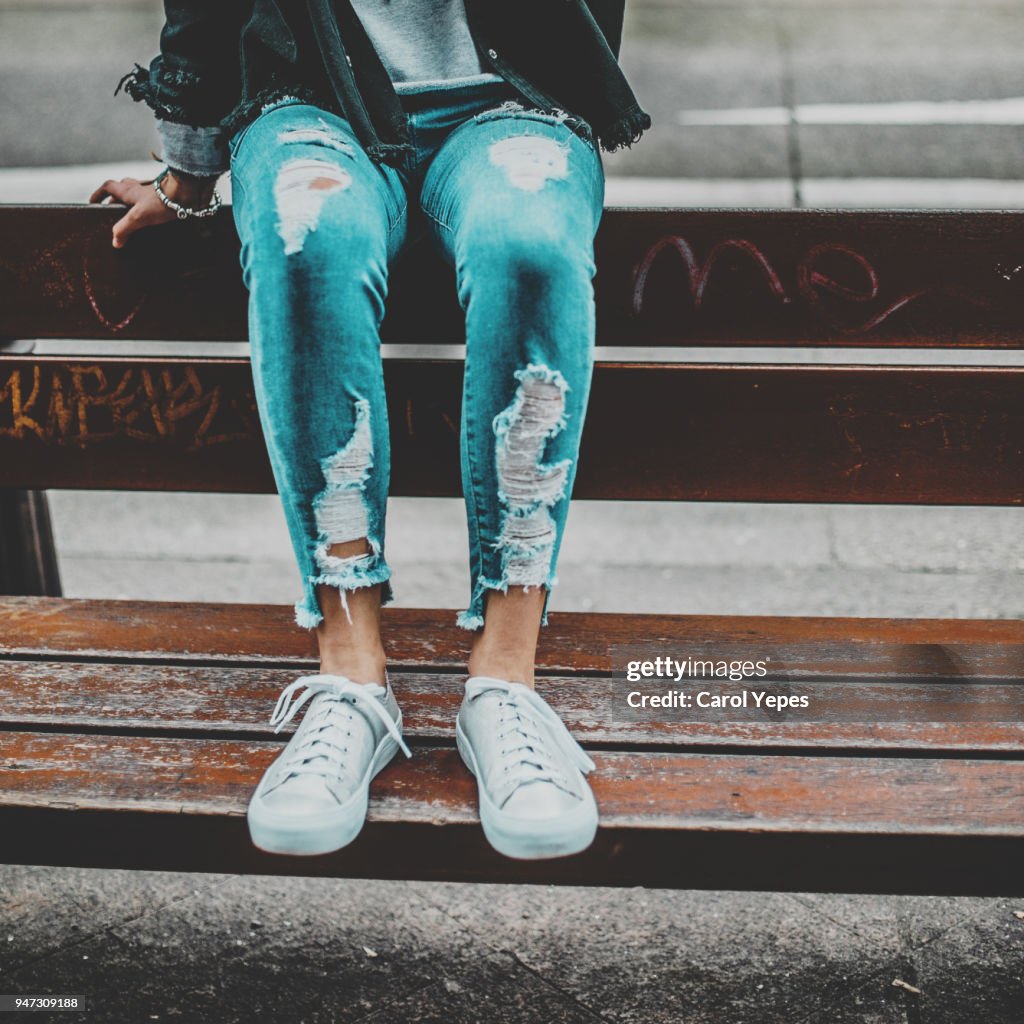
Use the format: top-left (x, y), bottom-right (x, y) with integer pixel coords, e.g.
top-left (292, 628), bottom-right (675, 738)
top-left (456, 718), bottom-right (598, 860)
top-left (247, 715), bottom-right (403, 857)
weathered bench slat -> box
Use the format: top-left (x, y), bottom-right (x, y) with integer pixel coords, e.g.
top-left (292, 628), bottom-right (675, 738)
top-left (2, 732), bottom-right (1023, 893)
top-left (3, 598), bottom-right (1022, 668)
top-left (3, 357), bottom-right (1023, 503)
top-left (7, 732), bottom-right (1023, 834)
top-left (3, 659), bottom-right (1023, 754)
top-left (2, 207), bottom-right (1023, 348)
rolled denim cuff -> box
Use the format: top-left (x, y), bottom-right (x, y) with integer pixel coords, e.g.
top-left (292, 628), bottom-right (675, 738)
top-left (157, 119), bottom-right (229, 178)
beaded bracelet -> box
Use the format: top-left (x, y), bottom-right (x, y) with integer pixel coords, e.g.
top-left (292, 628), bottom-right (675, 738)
top-left (153, 167), bottom-right (222, 220)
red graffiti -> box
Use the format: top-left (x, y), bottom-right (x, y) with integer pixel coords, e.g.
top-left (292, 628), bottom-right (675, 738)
top-left (633, 234), bottom-right (994, 334)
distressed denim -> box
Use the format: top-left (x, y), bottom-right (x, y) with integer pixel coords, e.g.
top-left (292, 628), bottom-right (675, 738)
top-left (228, 78), bottom-right (605, 630)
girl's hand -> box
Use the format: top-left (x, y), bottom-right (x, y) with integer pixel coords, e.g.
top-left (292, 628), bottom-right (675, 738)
top-left (89, 171), bottom-right (217, 248)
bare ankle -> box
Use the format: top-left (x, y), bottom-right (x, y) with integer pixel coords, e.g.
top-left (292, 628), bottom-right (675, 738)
top-left (314, 577), bottom-right (387, 686)
top-left (318, 649), bottom-right (388, 685)
top-left (466, 588), bottom-right (542, 687)
top-left (467, 644), bottom-right (535, 687)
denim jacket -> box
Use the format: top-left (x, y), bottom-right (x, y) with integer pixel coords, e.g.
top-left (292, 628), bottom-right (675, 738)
top-left (116, 0), bottom-right (652, 178)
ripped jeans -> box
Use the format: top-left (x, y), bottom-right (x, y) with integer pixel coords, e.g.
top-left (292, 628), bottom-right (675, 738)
top-left (228, 78), bottom-right (605, 631)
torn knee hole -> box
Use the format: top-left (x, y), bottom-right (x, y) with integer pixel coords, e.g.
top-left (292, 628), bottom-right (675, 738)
top-left (489, 136), bottom-right (571, 192)
top-left (274, 158), bottom-right (352, 255)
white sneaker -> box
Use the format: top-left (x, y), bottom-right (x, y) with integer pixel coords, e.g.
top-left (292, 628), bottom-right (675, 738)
top-left (247, 674), bottom-right (410, 856)
top-left (456, 677), bottom-right (598, 860)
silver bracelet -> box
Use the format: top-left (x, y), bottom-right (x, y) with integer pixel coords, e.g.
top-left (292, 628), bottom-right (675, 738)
top-left (153, 167), bottom-right (222, 220)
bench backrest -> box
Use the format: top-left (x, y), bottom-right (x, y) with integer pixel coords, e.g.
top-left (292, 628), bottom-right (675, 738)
top-left (1, 206), bottom-right (1022, 505)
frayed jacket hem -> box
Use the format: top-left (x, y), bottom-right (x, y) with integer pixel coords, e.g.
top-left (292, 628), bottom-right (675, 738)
top-left (598, 107), bottom-right (653, 153)
top-left (219, 83), bottom-right (335, 139)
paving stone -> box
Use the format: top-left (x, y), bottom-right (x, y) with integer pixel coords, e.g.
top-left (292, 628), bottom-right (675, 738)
top-left (0, 866), bottom-right (104, 978)
top-left (798, 125), bottom-right (1024, 180)
top-left (54, 555), bottom-right (303, 605)
top-left (545, 565), bottom-right (1024, 619)
top-left (6, 910), bottom-right (252, 1024)
top-left (0, 7), bottom-right (163, 167)
top-left (800, 986), bottom-right (908, 1024)
top-left (909, 897), bottom-right (1024, 1024)
top-left (605, 123), bottom-right (792, 182)
top-left (787, 893), bottom-right (978, 951)
top-left (59, 867), bottom-right (233, 934)
top-left (5, 875), bottom-right (475, 1024)
top-left (8, 873), bottom-right (1016, 1024)
top-left (0, 867), bottom-right (231, 985)
top-left (47, 492), bottom-right (295, 562)
top-left (781, 7), bottom-right (1024, 83)
top-left (828, 506), bottom-right (1024, 573)
top-left (419, 884), bottom-right (900, 1023)
top-left (202, 879), bottom-right (482, 1023)
top-left (357, 951), bottom-right (602, 1024)
top-left (561, 503), bottom-right (833, 569)
top-left (621, 3), bottom-right (786, 117)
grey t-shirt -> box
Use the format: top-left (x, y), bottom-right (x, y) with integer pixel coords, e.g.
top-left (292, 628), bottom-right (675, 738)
top-left (350, 0), bottom-right (492, 88)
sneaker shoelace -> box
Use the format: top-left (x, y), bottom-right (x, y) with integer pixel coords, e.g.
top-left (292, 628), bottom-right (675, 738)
top-left (465, 679), bottom-right (595, 800)
top-left (268, 675), bottom-right (411, 783)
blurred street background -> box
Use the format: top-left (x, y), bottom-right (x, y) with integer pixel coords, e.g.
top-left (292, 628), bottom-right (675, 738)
top-left (1, 0), bottom-right (1023, 1021)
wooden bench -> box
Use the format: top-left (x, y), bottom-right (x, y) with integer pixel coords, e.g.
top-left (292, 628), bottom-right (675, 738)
top-left (1, 205), bottom-right (1023, 896)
